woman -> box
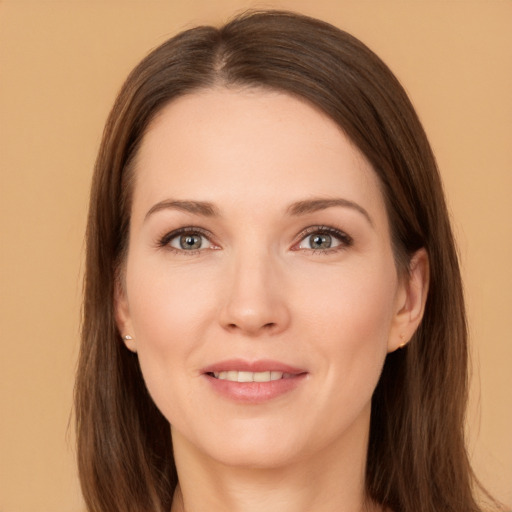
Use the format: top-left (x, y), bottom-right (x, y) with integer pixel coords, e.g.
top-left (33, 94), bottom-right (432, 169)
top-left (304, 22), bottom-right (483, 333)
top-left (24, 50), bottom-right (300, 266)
top-left (75, 10), bottom-right (500, 512)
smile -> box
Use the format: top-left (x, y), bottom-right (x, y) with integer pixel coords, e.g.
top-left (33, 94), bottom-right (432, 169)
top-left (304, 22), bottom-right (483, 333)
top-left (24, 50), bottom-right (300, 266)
top-left (202, 360), bottom-right (308, 403)
top-left (212, 371), bottom-right (294, 382)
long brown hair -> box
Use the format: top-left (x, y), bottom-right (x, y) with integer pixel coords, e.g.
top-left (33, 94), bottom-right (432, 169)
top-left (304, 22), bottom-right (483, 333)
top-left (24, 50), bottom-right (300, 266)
top-left (76, 10), bottom-right (493, 512)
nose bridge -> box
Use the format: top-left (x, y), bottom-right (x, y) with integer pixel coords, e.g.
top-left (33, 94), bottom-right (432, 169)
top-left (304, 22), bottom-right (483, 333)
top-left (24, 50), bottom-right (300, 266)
top-left (219, 243), bottom-right (289, 335)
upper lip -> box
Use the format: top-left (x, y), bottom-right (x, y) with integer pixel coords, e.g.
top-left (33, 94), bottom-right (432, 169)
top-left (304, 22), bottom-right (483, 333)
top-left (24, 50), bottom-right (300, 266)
top-left (201, 359), bottom-right (307, 375)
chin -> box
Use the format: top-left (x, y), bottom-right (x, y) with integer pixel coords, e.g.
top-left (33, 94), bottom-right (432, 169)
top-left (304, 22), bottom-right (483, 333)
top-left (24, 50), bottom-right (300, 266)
top-left (208, 440), bottom-right (303, 470)
top-left (174, 418), bottom-right (309, 470)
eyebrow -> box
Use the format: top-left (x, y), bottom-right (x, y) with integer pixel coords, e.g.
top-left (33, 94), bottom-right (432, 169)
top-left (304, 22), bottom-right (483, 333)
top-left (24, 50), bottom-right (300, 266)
top-left (286, 198), bottom-right (373, 227)
top-left (145, 200), bottom-right (220, 221)
top-left (145, 197), bottom-right (373, 226)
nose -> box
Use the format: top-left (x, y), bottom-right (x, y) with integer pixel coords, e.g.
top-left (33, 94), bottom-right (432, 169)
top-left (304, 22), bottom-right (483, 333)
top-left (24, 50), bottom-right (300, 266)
top-left (218, 250), bottom-right (291, 337)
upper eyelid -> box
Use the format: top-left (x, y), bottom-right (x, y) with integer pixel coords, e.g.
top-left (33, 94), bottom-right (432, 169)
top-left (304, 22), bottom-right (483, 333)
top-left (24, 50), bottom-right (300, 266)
top-left (295, 225), bottom-right (352, 242)
top-left (162, 226), bottom-right (213, 238)
top-left (297, 225), bottom-right (346, 235)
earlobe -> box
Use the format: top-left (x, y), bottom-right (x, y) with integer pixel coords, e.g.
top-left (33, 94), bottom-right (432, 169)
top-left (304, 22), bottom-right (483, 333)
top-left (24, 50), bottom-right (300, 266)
top-left (388, 248), bottom-right (429, 353)
top-left (114, 279), bottom-right (137, 353)
top-left (122, 334), bottom-right (137, 352)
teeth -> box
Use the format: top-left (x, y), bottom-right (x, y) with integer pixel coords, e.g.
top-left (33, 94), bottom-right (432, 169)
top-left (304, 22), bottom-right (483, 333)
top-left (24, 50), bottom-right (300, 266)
top-left (237, 371), bottom-right (253, 382)
top-left (254, 371), bottom-right (271, 382)
top-left (214, 371), bottom-right (285, 382)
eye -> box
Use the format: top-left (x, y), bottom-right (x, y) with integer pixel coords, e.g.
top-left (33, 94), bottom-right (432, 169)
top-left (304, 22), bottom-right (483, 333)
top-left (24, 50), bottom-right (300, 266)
top-left (159, 227), bottom-right (217, 253)
top-left (170, 233), bottom-right (206, 251)
top-left (294, 226), bottom-right (352, 252)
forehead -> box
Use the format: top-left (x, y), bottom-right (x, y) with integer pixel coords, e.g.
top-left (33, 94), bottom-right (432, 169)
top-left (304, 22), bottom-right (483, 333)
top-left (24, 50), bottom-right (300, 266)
top-left (131, 87), bottom-right (386, 223)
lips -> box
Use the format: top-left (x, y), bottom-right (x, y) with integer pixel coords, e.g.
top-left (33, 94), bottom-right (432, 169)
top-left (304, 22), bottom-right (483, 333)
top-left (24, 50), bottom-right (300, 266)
top-left (201, 359), bottom-right (307, 403)
top-left (202, 359), bottom-right (306, 378)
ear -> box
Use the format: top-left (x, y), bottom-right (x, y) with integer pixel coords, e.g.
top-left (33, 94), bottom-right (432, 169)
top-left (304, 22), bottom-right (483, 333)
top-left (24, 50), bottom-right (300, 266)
top-left (114, 278), bottom-right (137, 353)
top-left (387, 248), bottom-right (429, 353)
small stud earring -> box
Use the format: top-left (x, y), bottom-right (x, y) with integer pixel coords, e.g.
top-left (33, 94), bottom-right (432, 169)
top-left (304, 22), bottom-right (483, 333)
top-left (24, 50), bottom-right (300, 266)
top-left (122, 334), bottom-right (137, 353)
top-left (399, 334), bottom-right (406, 349)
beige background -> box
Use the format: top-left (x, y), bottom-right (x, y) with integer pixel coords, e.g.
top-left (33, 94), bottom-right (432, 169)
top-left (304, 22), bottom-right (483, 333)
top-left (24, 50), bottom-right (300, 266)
top-left (0, 1), bottom-right (510, 510)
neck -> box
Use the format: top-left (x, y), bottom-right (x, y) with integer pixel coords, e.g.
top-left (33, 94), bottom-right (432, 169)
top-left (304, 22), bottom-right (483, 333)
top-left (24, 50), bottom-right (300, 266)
top-left (170, 407), bottom-right (381, 512)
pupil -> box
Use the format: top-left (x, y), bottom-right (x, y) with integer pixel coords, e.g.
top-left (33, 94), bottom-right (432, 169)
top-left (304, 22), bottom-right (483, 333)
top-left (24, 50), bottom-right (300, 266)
top-left (311, 234), bottom-right (331, 249)
top-left (180, 234), bottom-right (201, 250)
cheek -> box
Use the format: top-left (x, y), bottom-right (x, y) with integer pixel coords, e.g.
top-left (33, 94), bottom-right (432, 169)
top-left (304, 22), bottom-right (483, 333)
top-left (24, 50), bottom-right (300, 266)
top-left (126, 249), bottom-right (219, 342)
top-left (290, 265), bottom-right (396, 448)
top-left (298, 261), bottom-right (397, 386)
top-left (124, 257), bottom-right (220, 403)
top-left (298, 256), bottom-right (397, 337)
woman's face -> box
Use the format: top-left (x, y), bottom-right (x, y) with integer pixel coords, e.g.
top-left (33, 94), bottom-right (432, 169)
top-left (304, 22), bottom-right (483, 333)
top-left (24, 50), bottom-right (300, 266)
top-left (116, 88), bottom-right (424, 469)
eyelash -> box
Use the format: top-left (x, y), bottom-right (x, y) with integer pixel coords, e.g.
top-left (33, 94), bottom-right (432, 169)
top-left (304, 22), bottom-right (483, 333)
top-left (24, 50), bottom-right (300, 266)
top-left (157, 225), bottom-right (353, 256)
top-left (294, 225), bottom-right (353, 254)
top-left (157, 226), bottom-right (215, 255)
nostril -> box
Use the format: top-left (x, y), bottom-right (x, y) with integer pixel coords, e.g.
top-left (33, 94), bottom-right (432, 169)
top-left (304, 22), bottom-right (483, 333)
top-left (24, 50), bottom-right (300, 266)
top-left (225, 321), bottom-right (276, 333)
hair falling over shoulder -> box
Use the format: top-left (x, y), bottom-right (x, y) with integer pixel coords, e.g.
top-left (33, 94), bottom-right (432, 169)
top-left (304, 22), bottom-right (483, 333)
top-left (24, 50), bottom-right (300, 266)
top-left (74, 9), bottom-right (505, 512)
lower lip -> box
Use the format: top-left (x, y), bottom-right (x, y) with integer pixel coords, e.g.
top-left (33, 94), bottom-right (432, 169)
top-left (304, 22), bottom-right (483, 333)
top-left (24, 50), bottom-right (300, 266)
top-left (203, 373), bottom-right (307, 403)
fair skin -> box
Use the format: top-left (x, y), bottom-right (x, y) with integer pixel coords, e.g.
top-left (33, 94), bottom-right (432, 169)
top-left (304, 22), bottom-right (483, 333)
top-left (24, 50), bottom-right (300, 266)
top-left (116, 87), bottom-right (428, 512)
